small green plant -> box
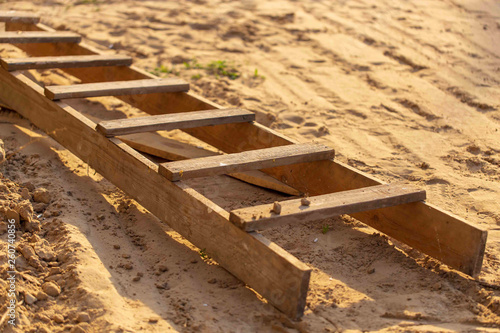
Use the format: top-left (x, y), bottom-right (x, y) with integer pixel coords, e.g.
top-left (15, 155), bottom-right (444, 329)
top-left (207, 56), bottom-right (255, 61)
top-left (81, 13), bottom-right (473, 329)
top-left (150, 65), bottom-right (179, 76)
top-left (206, 60), bottom-right (240, 80)
top-left (199, 248), bottom-right (209, 260)
top-left (183, 59), bottom-right (202, 69)
top-left (191, 74), bottom-right (202, 80)
top-left (253, 68), bottom-right (265, 79)
top-left (321, 225), bottom-right (330, 234)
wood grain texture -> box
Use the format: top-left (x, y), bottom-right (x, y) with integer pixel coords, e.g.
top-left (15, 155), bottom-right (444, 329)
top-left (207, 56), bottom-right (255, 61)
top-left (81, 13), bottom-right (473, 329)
top-left (0, 54), bottom-right (132, 71)
top-left (6, 21), bottom-right (487, 277)
top-left (0, 11), bottom-right (40, 24)
top-left (159, 143), bottom-right (335, 181)
top-left (0, 69), bottom-right (311, 319)
top-left (120, 132), bottom-right (301, 196)
top-left (97, 108), bottom-right (255, 137)
top-left (230, 184), bottom-right (426, 231)
top-left (45, 78), bottom-right (189, 100)
top-left (0, 31), bottom-right (80, 44)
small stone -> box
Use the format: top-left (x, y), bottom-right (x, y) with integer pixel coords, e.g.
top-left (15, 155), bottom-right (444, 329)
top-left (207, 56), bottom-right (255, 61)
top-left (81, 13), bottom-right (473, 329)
top-left (132, 276), bottom-right (141, 282)
top-left (123, 263), bottom-right (133, 270)
top-left (113, 244), bottom-right (120, 250)
top-left (208, 278), bottom-right (217, 284)
top-left (36, 245), bottom-right (56, 261)
top-left (52, 313), bottom-right (65, 323)
top-left (432, 282), bottom-right (442, 290)
top-left (48, 267), bottom-right (62, 276)
top-left (21, 188), bottom-right (31, 200)
top-left (157, 264), bottom-right (168, 273)
top-left (155, 282), bottom-right (169, 290)
top-left (137, 272), bottom-right (144, 277)
top-left (33, 188), bottom-right (51, 204)
top-left (271, 201), bottom-right (282, 214)
top-left (20, 245), bottom-right (37, 261)
top-left (33, 203), bottom-right (46, 213)
top-left (28, 234), bottom-right (41, 243)
top-left (42, 281), bottom-right (61, 297)
top-left (36, 290), bottom-right (49, 301)
top-left (23, 182), bottom-right (35, 191)
top-left (15, 200), bottom-right (33, 222)
top-left (96, 214), bottom-right (105, 221)
top-left (300, 197), bottom-right (311, 206)
top-left (149, 317), bottom-right (159, 323)
top-left (76, 312), bottom-right (90, 323)
top-left (36, 313), bottom-right (51, 323)
top-left (70, 325), bottom-right (88, 333)
top-left (25, 292), bottom-right (37, 305)
top-left (367, 268), bottom-right (375, 274)
top-left (121, 254), bottom-right (130, 259)
top-left (5, 209), bottom-right (19, 223)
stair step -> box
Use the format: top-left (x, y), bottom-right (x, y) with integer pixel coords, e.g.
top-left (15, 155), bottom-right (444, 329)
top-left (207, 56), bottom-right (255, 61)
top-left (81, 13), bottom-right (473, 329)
top-left (44, 78), bottom-right (189, 100)
top-left (1, 54), bottom-right (133, 71)
top-left (230, 184), bottom-right (426, 231)
top-left (0, 11), bottom-right (40, 24)
top-left (97, 108), bottom-right (255, 137)
top-left (159, 143), bottom-right (335, 181)
top-left (0, 31), bottom-right (81, 44)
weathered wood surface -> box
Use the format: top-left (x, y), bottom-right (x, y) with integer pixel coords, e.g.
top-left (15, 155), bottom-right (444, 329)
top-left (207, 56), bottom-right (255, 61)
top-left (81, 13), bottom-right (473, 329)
top-left (5, 21), bottom-right (487, 277)
top-left (0, 11), bottom-right (40, 24)
top-left (159, 143), bottom-right (335, 181)
top-left (0, 68), bottom-right (311, 319)
top-left (120, 132), bottom-right (301, 196)
top-left (0, 31), bottom-right (81, 44)
top-left (230, 184), bottom-right (426, 231)
top-left (45, 78), bottom-right (189, 100)
top-left (1, 54), bottom-right (132, 71)
top-left (97, 108), bottom-right (255, 137)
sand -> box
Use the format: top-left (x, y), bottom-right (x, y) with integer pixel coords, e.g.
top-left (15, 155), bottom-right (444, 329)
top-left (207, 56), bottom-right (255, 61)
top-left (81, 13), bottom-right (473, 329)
top-left (0, 0), bottom-right (499, 332)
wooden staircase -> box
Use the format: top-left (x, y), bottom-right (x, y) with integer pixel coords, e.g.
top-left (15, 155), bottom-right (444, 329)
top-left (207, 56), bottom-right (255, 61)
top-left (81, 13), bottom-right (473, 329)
top-left (0, 11), bottom-right (487, 319)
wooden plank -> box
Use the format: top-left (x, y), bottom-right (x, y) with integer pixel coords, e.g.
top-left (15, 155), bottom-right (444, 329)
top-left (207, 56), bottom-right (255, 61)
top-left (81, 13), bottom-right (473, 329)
top-left (0, 11), bottom-right (40, 24)
top-left (96, 108), bottom-right (255, 137)
top-left (119, 132), bottom-right (301, 196)
top-left (0, 69), bottom-right (311, 319)
top-left (230, 184), bottom-right (426, 231)
top-left (6, 22), bottom-right (487, 277)
top-left (159, 143), bottom-right (335, 181)
top-left (0, 31), bottom-right (81, 44)
top-left (0, 54), bottom-right (133, 71)
top-left (44, 78), bottom-right (189, 100)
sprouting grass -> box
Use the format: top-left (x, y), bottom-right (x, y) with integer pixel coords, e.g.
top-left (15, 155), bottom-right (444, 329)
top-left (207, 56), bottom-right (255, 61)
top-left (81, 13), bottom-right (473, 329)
top-left (321, 225), bottom-right (330, 234)
top-left (253, 68), bottom-right (265, 79)
top-left (206, 60), bottom-right (240, 80)
top-left (151, 59), bottom-right (263, 81)
top-left (199, 248), bottom-right (210, 260)
top-left (149, 65), bottom-right (179, 76)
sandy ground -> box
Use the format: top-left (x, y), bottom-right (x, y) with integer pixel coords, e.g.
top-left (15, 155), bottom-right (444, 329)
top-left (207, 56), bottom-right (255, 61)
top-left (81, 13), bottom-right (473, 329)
top-left (0, 0), bottom-right (500, 332)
